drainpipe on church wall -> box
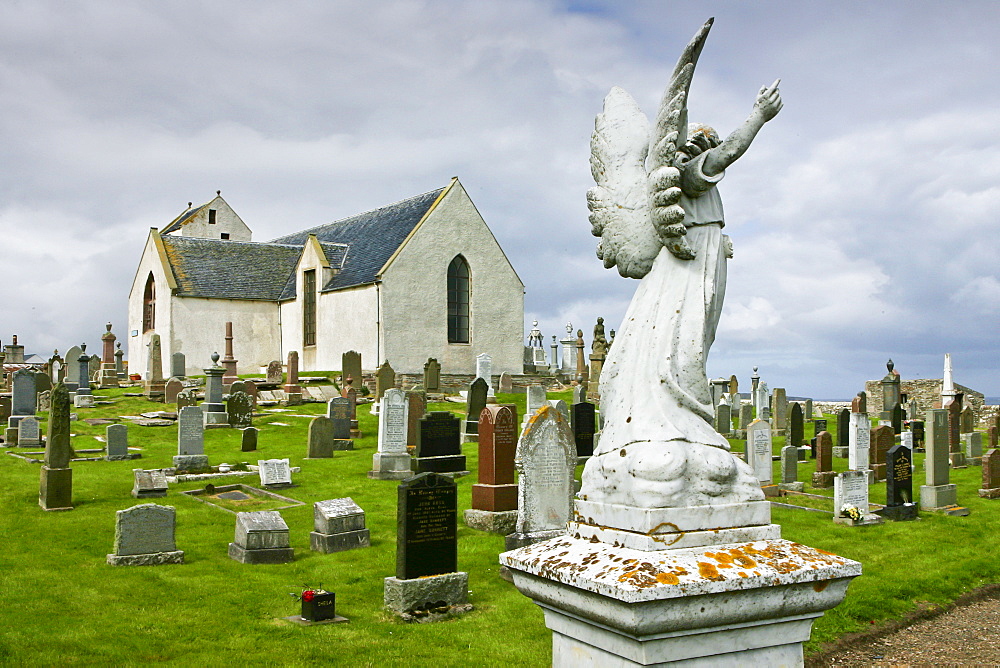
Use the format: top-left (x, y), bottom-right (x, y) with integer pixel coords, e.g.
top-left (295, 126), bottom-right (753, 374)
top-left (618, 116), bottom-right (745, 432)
top-left (375, 281), bottom-right (382, 367)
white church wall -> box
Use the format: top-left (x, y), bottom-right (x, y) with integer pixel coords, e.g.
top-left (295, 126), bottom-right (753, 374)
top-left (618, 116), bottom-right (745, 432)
top-left (170, 297), bottom-right (281, 375)
top-left (379, 182), bottom-right (524, 375)
top-left (127, 231), bottom-right (176, 379)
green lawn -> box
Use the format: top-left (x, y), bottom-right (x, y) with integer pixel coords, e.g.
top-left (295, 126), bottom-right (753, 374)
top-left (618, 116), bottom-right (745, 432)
top-left (0, 387), bottom-right (996, 665)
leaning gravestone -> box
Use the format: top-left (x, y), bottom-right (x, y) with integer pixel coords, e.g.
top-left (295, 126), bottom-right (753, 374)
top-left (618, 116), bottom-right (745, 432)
top-left (368, 388), bottom-right (411, 480)
top-left (228, 511), bottom-right (294, 564)
top-left (310, 498), bottom-right (371, 553)
top-left (106, 423), bottom-right (130, 460)
top-left (384, 472), bottom-right (468, 618)
top-left (107, 503), bottom-right (184, 565)
top-left (132, 469), bottom-right (168, 499)
top-left (306, 416), bottom-right (335, 459)
top-left (505, 405), bottom-right (575, 550)
top-left (258, 458), bottom-right (292, 488)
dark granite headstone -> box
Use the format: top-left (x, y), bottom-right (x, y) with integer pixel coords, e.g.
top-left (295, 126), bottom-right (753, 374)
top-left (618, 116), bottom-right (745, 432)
top-left (836, 409), bottom-right (850, 449)
top-left (328, 398), bottom-right (351, 439)
top-left (396, 472), bottom-right (457, 580)
top-left (947, 400), bottom-right (961, 454)
top-left (570, 401), bottom-right (596, 458)
top-left (891, 403), bottom-right (904, 435)
top-left (788, 403), bottom-right (804, 447)
top-left (886, 444), bottom-right (913, 506)
top-left (241, 427), bottom-right (258, 452)
top-left (464, 377), bottom-right (488, 435)
top-left (226, 391), bottom-right (253, 428)
top-left (813, 418), bottom-right (828, 436)
top-left (911, 420), bottom-right (925, 449)
top-left (414, 412), bottom-right (465, 473)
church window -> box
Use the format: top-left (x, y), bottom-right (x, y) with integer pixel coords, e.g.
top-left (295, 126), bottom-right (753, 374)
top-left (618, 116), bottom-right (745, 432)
top-left (142, 273), bottom-right (155, 332)
top-left (220, 233), bottom-right (230, 240)
top-left (303, 269), bottom-right (317, 346)
top-left (447, 255), bottom-right (470, 343)
top-left (208, 209), bottom-right (217, 224)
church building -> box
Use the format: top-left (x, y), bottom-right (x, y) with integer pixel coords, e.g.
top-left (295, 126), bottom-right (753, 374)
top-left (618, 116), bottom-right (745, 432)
top-left (127, 178), bottom-right (525, 378)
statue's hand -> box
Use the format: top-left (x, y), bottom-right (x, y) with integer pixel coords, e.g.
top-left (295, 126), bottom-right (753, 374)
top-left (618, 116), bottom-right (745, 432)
top-left (755, 78), bottom-right (783, 122)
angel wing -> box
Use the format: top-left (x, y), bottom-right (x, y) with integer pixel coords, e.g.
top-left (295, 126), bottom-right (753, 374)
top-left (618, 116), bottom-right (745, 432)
top-left (589, 18), bottom-right (714, 276)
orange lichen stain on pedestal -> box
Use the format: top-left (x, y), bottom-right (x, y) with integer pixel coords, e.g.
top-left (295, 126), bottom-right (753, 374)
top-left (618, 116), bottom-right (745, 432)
top-left (697, 562), bottom-right (724, 581)
top-left (704, 548), bottom-right (757, 570)
top-left (813, 580), bottom-right (829, 592)
top-left (656, 572), bottom-right (680, 585)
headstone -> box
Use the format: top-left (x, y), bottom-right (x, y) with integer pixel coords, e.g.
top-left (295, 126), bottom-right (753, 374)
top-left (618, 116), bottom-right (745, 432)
top-left (228, 510), bottom-right (294, 564)
top-left (342, 351), bottom-right (363, 391)
top-left (36, 390), bottom-right (51, 412)
top-left (547, 399), bottom-right (570, 423)
top-left (202, 353), bottom-right (228, 427)
top-left (258, 458), bottom-right (292, 488)
top-left (375, 361), bottom-right (396, 402)
top-left (164, 378), bottom-right (183, 404)
top-left (63, 345), bottom-right (83, 390)
top-left (282, 351), bottom-right (302, 405)
top-left (466, 404), bottom-right (519, 534)
top-left (406, 392), bottom-right (426, 448)
top-left (788, 403), bottom-right (803, 447)
top-left (836, 409), bottom-right (850, 449)
top-left (812, 431), bottom-right (835, 488)
top-left (132, 469), bottom-right (168, 498)
top-left (884, 444), bottom-right (915, 509)
top-left (833, 469), bottom-right (879, 525)
top-left (17, 416), bottom-right (41, 447)
top-left (39, 383), bottom-right (73, 511)
top-left (804, 399), bottom-right (813, 422)
top-left (266, 360), bottom-right (283, 385)
top-left (780, 444), bottom-right (799, 486)
top-left (226, 391), bottom-right (253, 428)
top-left (570, 402), bottom-right (596, 459)
top-left (175, 390), bottom-right (196, 410)
top-left (369, 388), bottom-right (411, 479)
top-left (35, 371), bottom-right (51, 395)
top-left (171, 352), bottom-right (186, 379)
top-left (891, 403), bottom-right (904, 435)
top-left (173, 405), bottom-right (208, 472)
top-left (848, 412), bottom-right (870, 472)
top-left (106, 503), bottom-right (184, 565)
top-left (739, 404), bottom-right (753, 434)
top-left (960, 406), bottom-right (975, 434)
top-left (145, 334), bottom-right (165, 401)
top-left (963, 432), bottom-right (983, 465)
top-left (989, 426), bottom-right (999, 450)
top-left (475, 353), bottom-right (494, 398)
top-left (11, 368), bottom-right (36, 420)
top-left (423, 357), bottom-right (441, 394)
top-left (946, 400), bottom-right (965, 467)
top-left (106, 423), bottom-right (129, 460)
top-left (745, 419), bottom-right (772, 485)
top-left (498, 372), bottom-right (513, 394)
top-left (505, 405), bottom-right (575, 549)
top-left (307, 416), bottom-right (336, 458)
top-left (771, 388), bottom-right (787, 430)
top-left (715, 399), bottom-right (732, 437)
top-left (310, 498), bottom-right (371, 553)
top-left (414, 412), bottom-right (466, 473)
top-left (327, 397), bottom-right (352, 440)
top-left (463, 377), bottom-right (488, 439)
top-left (980, 449), bottom-right (1000, 498)
top-left (911, 420), bottom-right (925, 450)
top-left (395, 472), bottom-right (458, 579)
top-left (869, 425), bottom-right (893, 481)
top-left (241, 427), bottom-right (258, 452)
top-left (920, 408), bottom-right (964, 512)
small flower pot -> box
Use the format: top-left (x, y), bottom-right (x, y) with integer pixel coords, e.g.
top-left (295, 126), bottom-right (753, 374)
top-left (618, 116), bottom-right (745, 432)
top-left (301, 592), bottom-right (336, 622)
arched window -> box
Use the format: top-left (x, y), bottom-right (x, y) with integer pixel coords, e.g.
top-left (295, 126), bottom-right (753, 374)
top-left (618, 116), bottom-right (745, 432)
top-left (142, 273), bottom-right (155, 332)
top-left (447, 255), bottom-right (470, 343)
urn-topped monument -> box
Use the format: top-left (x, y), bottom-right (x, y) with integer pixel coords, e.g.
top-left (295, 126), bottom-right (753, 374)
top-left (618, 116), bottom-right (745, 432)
top-left (501, 19), bottom-right (860, 667)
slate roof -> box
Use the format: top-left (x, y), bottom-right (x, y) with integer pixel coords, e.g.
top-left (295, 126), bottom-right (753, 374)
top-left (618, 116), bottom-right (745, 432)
top-left (162, 203), bottom-right (208, 235)
top-left (270, 186), bottom-right (446, 293)
top-left (158, 186), bottom-right (446, 301)
top-left (160, 235), bottom-right (302, 300)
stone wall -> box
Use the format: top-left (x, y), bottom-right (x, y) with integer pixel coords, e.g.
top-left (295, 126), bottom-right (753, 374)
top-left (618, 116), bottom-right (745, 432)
top-left (863, 378), bottom-right (984, 421)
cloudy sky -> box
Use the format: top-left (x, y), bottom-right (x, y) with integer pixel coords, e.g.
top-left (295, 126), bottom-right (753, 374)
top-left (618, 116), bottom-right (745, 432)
top-left (2, 0), bottom-right (999, 399)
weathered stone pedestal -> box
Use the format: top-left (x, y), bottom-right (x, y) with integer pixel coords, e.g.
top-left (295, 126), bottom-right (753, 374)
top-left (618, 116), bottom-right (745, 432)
top-left (368, 453), bottom-right (413, 480)
top-left (919, 484), bottom-right (969, 515)
top-left (310, 498), bottom-right (371, 554)
top-left (383, 572), bottom-right (469, 616)
top-left (465, 508), bottom-right (518, 535)
top-left (39, 467), bottom-right (73, 511)
top-left (501, 499), bottom-right (861, 667)
top-left (875, 503), bottom-right (919, 521)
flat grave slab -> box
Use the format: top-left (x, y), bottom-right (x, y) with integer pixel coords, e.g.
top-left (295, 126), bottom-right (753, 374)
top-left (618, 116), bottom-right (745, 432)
top-left (180, 484), bottom-right (305, 515)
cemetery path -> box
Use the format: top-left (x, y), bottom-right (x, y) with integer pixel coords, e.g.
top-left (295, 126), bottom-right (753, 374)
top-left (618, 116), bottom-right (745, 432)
top-left (808, 584), bottom-right (1000, 666)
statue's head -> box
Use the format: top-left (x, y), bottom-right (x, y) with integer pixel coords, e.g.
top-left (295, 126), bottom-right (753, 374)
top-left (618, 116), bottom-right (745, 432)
top-left (679, 123), bottom-right (720, 159)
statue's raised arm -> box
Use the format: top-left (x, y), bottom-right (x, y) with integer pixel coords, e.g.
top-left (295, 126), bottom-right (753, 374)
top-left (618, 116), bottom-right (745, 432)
top-left (581, 19), bottom-right (782, 509)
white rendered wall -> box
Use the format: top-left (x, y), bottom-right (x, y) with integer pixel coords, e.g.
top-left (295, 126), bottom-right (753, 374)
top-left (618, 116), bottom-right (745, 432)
top-left (281, 284), bottom-right (379, 372)
top-left (379, 182), bottom-right (524, 375)
top-left (164, 195), bottom-right (251, 241)
top-left (170, 297), bottom-right (280, 375)
top-left (127, 231), bottom-right (176, 378)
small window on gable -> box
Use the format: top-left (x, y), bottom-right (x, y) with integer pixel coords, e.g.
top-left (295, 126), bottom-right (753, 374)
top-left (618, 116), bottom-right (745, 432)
top-left (220, 233), bottom-right (230, 240)
top-left (448, 255), bottom-right (470, 344)
top-left (142, 273), bottom-right (155, 332)
top-left (209, 209), bottom-right (217, 224)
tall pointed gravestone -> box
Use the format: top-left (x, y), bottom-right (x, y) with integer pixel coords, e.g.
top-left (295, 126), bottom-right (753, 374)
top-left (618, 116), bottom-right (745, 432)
top-left (283, 350), bottom-right (303, 406)
top-left (501, 21), bottom-right (859, 666)
top-left (99, 323), bottom-right (120, 389)
top-left (920, 408), bottom-right (969, 515)
top-left (384, 472), bottom-right (469, 619)
top-left (466, 404), bottom-right (519, 534)
top-left (145, 334), bottom-right (166, 402)
top-left (74, 345), bottom-right (95, 407)
top-left (848, 393), bottom-right (870, 479)
top-left (40, 383), bottom-right (73, 511)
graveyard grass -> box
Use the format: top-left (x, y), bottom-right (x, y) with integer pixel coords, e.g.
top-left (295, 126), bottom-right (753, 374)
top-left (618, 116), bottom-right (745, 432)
top-left (0, 389), bottom-right (996, 666)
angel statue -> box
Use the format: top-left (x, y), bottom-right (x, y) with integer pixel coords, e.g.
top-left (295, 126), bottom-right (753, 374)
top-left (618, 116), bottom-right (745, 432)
top-left (580, 18), bottom-right (783, 508)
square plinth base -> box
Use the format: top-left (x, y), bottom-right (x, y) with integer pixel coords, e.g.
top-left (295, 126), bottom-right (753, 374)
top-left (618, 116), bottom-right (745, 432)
top-left (875, 504), bottom-right (919, 521)
top-left (228, 542), bottom-right (294, 564)
top-left (413, 455), bottom-right (467, 474)
top-left (920, 483), bottom-right (958, 510)
top-left (283, 614), bottom-right (349, 626)
top-left (464, 509), bottom-right (518, 535)
top-left (979, 487), bottom-right (1000, 499)
top-left (369, 452), bottom-right (412, 479)
top-left (39, 467), bottom-right (73, 511)
top-left (383, 572), bottom-right (469, 616)
top-left (173, 455), bottom-right (209, 472)
top-left (310, 529), bottom-right (371, 553)
top-left (950, 453), bottom-right (968, 468)
top-left (501, 536), bottom-right (861, 668)
top-left (779, 482), bottom-right (805, 492)
top-left (812, 471), bottom-right (836, 488)
top-left (471, 483), bottom-right (517, 512)
top-left (107, 550), bottom-right (185, 566)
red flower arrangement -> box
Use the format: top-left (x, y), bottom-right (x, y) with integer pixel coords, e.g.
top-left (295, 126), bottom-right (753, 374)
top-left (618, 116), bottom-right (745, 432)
top-left (301, 590), bottom-right (315, 602)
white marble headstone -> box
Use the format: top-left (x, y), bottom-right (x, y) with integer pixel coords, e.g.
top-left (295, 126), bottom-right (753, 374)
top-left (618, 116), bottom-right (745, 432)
top-left (848, 412), bottom-right (870, 471)
top-left (834, 469), bottom-right (869, 515)
top-left (746, 419), bottom-right (773, 485)
top-left (257, 458), bottom-right (292, 486)
top-left (377, 388), bottom-right (408, 454)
